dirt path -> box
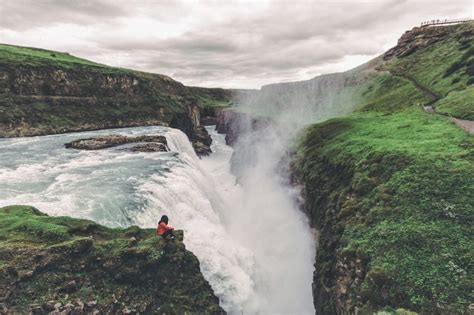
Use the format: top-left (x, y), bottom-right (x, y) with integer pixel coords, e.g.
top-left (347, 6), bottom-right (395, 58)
top-left (452, 118), bottom-right (474, 134)
top-left (392, 71), bottom-right (473, 135)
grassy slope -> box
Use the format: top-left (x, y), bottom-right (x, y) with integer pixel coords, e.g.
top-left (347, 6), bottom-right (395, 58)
top-left (293, 23), bottom-right (473, 314)
top-left (0, 205), bottom-right (222, 314)
top-left (385, 22), bottom-right (474, 119)
top-left (0, 43), bottom-right (133, 75)
top-left (0, 43), bottom-right (232, 137)
top-left (187, 86), bottom-right (233, 108)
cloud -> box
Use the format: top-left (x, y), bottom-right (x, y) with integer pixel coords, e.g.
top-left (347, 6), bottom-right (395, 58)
top-left (0, 0), bottom-right (472, 88)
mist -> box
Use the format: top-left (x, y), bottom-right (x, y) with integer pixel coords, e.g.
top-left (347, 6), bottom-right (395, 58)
top-left (221, 70), bottom-right (362, 313)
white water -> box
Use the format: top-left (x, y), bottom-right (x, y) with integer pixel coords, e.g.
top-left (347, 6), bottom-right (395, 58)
top-left (0, 125), bottom-right (315, 314)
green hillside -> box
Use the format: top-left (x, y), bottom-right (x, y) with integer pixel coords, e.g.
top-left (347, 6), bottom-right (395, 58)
top-left (293, 22), bottom-right (473, 314)
top-left (0, 43), bottom-right (106, 67)
top-left (0, 205), bottom-right (223, 313)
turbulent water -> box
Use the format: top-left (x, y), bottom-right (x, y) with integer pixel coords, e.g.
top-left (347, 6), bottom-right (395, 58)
top-left (0, 125), bottom-right (315, 314)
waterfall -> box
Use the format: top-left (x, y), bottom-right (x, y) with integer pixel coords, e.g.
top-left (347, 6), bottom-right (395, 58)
top-left (0, 123), bottom-right (317, 314)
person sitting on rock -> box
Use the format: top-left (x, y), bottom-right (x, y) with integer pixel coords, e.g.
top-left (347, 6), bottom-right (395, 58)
top-left (156, 215), bottom-right (175, 239)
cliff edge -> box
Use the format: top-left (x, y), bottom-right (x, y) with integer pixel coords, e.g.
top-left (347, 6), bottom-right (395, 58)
top-left (292, 22), bottom-right (473, 314)
top-left (0, 44), bottom-right (232, 156)
top-left (0, 205), bottom-right (224, 314)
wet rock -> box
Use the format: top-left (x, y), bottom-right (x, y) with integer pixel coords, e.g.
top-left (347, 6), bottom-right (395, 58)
top-left (201, 116), bottom-right (217, 126)
top-left (65, 135), bottom-right (167, 151)
top-left (129, 142), bottom-right (167, 152)
top-left (193, 141), bottom-right (212, 156)
top-left (215, 109), bottom-right (271, 146)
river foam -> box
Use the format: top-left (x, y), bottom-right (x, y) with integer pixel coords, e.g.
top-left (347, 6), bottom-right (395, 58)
top-left (0, 125), bottom-right (315, 314)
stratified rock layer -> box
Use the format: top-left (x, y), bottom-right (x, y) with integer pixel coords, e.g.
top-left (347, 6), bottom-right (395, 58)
top-left (0, 44), bottom-right (233, 156)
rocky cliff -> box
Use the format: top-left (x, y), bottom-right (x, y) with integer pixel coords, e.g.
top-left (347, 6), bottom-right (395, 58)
top-left (0, 44), bottom-right (231, 155)
top-left (291, 22), bottom-right (473, 314)
top-left (214, 22), bottom-right (473, 314)
top-left (0, 205), bottom-right (224, 314)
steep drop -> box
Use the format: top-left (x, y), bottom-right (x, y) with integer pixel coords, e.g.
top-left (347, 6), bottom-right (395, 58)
top-left (0, 125), bottom-right (316, 314)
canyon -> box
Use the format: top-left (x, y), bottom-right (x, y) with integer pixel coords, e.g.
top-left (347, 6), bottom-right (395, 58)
top-left (0, 21), bottom-right (473, 314)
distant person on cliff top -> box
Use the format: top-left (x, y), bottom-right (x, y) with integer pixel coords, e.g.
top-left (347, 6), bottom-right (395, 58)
top-left (156, 215), bottom-right (175, 239)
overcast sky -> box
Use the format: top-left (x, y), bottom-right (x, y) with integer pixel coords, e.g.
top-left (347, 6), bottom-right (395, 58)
top-left (0, 1), bottom-right (472, 88)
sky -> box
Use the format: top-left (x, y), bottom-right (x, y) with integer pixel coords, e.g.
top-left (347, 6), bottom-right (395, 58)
top-left (0, 0), bottom-right (472, 89)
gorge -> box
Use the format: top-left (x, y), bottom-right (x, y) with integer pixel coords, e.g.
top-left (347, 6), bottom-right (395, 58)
top-left (0, 20), bottom-right (473, 315)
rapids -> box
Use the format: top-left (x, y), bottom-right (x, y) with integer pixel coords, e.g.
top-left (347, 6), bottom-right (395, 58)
top-left (0, 125), bottom-right (315, 314)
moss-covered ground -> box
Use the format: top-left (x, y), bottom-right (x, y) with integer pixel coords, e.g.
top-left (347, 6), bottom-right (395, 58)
top-left (293, 22), bottom-right (473, 315)
top-left (0, 43), bottom-right (134, 75)
top-left (0, 205), bottom-right (223, 314)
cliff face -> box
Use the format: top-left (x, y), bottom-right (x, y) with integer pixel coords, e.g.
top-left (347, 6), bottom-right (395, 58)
top-left (290, 22), bottom-right (473, 315)
top-left (215, 109), bottom-right (270, 146)
top-left (0, 62), bottom-right (184, 135)
top-left (215, 22), bottom-right (473, 314)
top-left (0, 44), bottom-right (231, 155)
top-left (0, 205), bottom-right (224, 314)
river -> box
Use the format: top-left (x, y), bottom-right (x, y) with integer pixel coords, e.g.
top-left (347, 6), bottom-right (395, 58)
top-left (0, 125), bottom-right (315, 314)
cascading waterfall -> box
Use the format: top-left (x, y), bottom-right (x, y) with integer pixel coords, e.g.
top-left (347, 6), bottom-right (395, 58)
top-left (0, 123), bottom-right (316, 314)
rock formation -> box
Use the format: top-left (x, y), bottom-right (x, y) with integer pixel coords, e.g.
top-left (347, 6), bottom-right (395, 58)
top-left (0, 44), bottom-right (232, 156)
top-left (0, 205), bottom-right (224, 314)
top-left (65, 134), bottom-right (168, 151)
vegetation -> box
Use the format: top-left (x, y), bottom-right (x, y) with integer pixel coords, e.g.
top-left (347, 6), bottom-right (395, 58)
top-left (294, 108), bottom-right (473, 314)
top-left (0, 205), bottom-right (223, 314)
top-left (435, 87), bottom-right (474, 120)
top-left (293, 22), bottom-right (473, 314)
top-left (0, 43), bottom-right (232, 137)
top-left (187, 86), bottom-right (233, 108)
top-left (0, 43), bottom-right (134, 75)
top-left (384, 22), bottom-right (474, 119)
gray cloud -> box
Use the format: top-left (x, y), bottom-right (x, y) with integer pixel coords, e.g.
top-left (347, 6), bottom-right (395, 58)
top-left (0, 0), bottom-right (472, 88)
top-left (0, 0), bottom-right (126, 30)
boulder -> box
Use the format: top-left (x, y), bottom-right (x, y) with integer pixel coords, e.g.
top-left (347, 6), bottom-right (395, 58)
top-left (65, 135), bottom-right (168, 152)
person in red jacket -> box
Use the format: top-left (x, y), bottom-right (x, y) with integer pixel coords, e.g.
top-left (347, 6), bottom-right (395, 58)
top-left (156, 215), bottom-right (174, 239)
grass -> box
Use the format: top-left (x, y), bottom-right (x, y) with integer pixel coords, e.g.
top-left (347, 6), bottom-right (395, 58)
top-left (0, 205), bottom-right (118, 246)
top-left (435, 88), bottom-right (474, 120)
top-left (384, 22), bottom-right (474, 119)
top-left (0, 205), bottom-right (222, 313)
top-left (187, 86), bottom-right (233, 108)
top-left (0, 43), bottom-right (234, 136)
top-left (294, 108), bottom-right (473, 313)
top-left (0, 43), bottom-right (133, 75)
top-left (355, 74), bottom-right (429, 112)
top-left (293, 22), bottom-right (474, 314)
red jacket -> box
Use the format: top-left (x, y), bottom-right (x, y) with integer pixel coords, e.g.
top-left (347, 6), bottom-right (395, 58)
top-left (156, 222), bottom-right (174, 235)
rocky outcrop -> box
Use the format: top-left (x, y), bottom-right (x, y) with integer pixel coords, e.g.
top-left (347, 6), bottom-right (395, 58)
top-left (383, 24), bottom-right (470, 60)
top-left (129, 142), bottom-right (168, 152)
top-left (169, 103), bottom-right (212, 156)
top-left (0, 205), bottom-right (224, 314)
top-left (0, 45), bottom-right (234, 156)
top-left (65, 134), bottom-right (168, 151)
top-left (215, 109), bottom-right (271, 146)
